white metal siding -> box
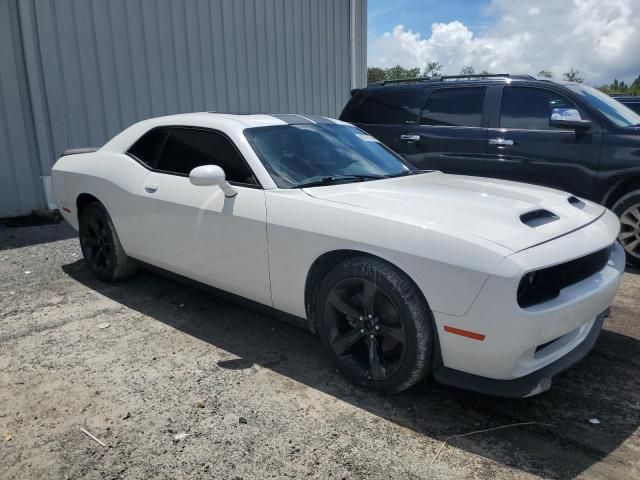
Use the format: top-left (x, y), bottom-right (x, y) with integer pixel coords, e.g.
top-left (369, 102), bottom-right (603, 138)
top-left (0, 0), bottom-right (367, 218)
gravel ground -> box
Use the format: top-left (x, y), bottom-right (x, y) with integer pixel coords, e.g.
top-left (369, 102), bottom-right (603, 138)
top-left (1, 222), bottom-right (639, 480)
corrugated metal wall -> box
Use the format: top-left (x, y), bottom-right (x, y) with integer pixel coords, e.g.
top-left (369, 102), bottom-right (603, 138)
top-left (0, 0), bottom-right (367, 218)
top-left (0, 0), bottom-right (46, 217)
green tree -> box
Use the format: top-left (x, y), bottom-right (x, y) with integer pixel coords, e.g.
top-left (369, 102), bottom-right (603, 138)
top-left (367, 67), bottom-right (386, 85)
top-left (459, 66), bottom-right (475, 76)
top-left (422, 61), bottom-right (443, 77)
top-left (595, 74), bottom-right (640, 95)
top-left (537, 70), bottom-right (553, 79)
top-left (384, 65), bottom-right (420, 81)
top-left (562, 68), bottom-right (585, 83)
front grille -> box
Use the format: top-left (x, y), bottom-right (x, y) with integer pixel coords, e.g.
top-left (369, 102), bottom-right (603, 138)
top-left (518, 246), bottom-right (612, 308)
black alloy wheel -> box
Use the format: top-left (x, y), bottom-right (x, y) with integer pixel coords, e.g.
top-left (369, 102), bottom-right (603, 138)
top-left (324, 277), bottom-right (407, 382)
top-left (80, 208), bottom-right (114, 278)
top-left (78, 202), bottom-right (138, 282)
top-left (317, 256), bottom-right (433, 393)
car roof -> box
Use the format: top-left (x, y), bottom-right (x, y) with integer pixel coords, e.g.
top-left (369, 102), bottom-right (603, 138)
top-left (141, 112), bottom-right (345, 129)
top-left (101, 112), bottom-right (348, 155)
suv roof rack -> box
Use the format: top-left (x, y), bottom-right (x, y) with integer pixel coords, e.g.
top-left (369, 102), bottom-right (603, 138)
top-left (372, 73), bottom-right (536, 87)
top-left (373, 77), bottom-right (434, 86)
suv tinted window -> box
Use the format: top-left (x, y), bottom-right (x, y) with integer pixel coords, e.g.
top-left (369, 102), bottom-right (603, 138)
top-left (420, 87), bottom-right (485, 127)
top-left (350, 89), bottom-right (419, 125)
top-left (156, 128), bottom-right (257, 184)
top-left (128, 128), bottom-right (169, 167)
top-left (501, 87), bottom-right (577, 130)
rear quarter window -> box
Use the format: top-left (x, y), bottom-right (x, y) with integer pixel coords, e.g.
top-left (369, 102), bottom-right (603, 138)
top-left (127, 128), bottom-right (169, 168)
top-left (349, 89), bottom-right (420, 125)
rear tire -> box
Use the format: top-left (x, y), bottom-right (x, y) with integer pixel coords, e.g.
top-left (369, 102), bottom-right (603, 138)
top-left (612, 191), bottom-right (640, 268)
top-left (316, 256), bottom-right (433, 393)
top-left (78, 202), bottom-right (138, 282)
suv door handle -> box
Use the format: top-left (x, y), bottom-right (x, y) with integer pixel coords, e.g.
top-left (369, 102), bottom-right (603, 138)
top-left (400, 134), bottom-right (420, 142)
top-left (488, 138), bottom-right (514, 146)
top-left (144, 184), bottom-right (158, 193)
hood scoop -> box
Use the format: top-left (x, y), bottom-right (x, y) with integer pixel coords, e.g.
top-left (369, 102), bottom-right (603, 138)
top-left (568, 196), bottom-right (586, 209)
top-left (520, 209), bottom-right (559, 228)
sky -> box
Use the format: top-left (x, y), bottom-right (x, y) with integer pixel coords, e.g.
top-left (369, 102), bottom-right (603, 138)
top-left (367, 0), bottom-right (640, 85)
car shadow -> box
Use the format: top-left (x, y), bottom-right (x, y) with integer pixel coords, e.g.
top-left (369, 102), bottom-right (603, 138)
top-left (0, 222), bottom-right (76, 250)
top-left (62, 261), bottom-right (640, 479)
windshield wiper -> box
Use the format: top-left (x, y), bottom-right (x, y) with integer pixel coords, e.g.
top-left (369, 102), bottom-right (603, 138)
top-left (385, 170), bottom-right (416, 178)
top-left (295, 174), bottom-right (385, 188)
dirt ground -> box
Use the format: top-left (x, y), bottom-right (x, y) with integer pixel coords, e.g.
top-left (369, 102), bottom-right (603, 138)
top-left (1, 222), bottom-right (639, 480)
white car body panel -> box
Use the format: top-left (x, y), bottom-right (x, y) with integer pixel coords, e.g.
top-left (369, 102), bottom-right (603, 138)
top-left (132, 173), bottom-right (271, 305)
top-left (52, 113), bottom-right (624, 393)
top-left (303, 172), bottom-right (607, 252)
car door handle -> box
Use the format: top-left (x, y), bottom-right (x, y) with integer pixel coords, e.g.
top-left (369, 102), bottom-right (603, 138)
top-left (488, 138), bottom-right (514, 146)
top-left (144, 184), bottom-right (158, 193)
top-left (400, 134), bottom-right (420, 142)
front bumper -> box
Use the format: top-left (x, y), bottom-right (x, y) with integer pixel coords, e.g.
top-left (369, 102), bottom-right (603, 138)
top-left (434, 308), bottom-right (608, 397)
top-left (430, 209), bottom-right (625, 396)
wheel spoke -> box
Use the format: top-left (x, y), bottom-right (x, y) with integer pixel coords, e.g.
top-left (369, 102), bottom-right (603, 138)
top-left (328, 290), bottom-right (362, 320)
top-left (367, 335), bottom-right (385, 381)
top-left (332, 328), bottom-right (366, 355)
top-left (623, 238), bottom-right (640, 253)
top-left (95, 246), bottom-right (105, 266)
top-left (621, 214), bottom-right (638, 228)
top-left (88, 217), bottom-right (101, 238)
top-left (362, 279), bottom-right (377, 316)
top-left (102, 247), bottom-right (112, 267)
top-left (81, 236), bottom-right (99, 246)
top-left (380, 324), bottom-right (404, 344)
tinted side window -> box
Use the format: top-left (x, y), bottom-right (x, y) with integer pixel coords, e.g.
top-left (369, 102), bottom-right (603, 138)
top-left (350, 89), bottom-right (419, 125)
top-left (420, 87), bottom-right (485, 127)
top-left (128, 128), bottom-right (169, 167)
top-left (500, 87), bottom-right (577, 130)
top-left (156, 128), bottom-right (257, 184)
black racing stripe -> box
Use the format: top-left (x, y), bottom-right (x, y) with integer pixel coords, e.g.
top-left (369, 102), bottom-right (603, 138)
top-left (270, 114), bottom-right (314, 124)
top-left (299, 114), bottom-right (334, 124)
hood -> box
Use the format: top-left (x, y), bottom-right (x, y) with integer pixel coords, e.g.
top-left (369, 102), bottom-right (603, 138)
top-left (302, 172), bottom-right (606, 252)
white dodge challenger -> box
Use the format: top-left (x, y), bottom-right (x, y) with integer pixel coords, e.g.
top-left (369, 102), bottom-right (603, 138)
top-left (52, 113), bottom-right (625, 397)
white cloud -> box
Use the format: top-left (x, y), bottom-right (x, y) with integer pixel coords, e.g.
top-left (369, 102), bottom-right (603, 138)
top-left (368, 0), bottom-right (640, 84)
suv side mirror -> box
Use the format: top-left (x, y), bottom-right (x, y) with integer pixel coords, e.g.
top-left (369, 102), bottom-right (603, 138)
top-left (549, 108), bottom-right (592, 130)
top-left (189, 165), bottom-right (237, 197)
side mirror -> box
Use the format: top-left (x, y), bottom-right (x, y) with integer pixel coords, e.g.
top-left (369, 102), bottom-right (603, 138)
top-left (189, 165), bottom-right (237, 197)
top-left (549, 108), bottom-right (592, 131)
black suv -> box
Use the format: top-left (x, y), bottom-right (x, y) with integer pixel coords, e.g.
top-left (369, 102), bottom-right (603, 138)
top-left (612, 94), bottom-right (640, 114)
top-left (340, 74), bottom-right (640, 266)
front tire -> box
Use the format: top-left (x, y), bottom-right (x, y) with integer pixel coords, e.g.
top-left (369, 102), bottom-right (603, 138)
top-left (612, 190), bottom-right (640, 267)
top-left (79, 202), bottom-right (138, 282)
top-left (316, 256), bottom-right (433, 393)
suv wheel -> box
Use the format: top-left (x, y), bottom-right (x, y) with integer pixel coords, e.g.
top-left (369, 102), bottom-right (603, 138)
top-left (612, 190), bottom-right (640, 267)
top-left (316, 256), bottom-right (433, 393)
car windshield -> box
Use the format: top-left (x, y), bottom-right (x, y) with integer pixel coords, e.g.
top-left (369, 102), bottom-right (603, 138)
top-left (244, 123), bottom-right (418, 188)
top-left (566, 83), bottom-right (640, 127)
